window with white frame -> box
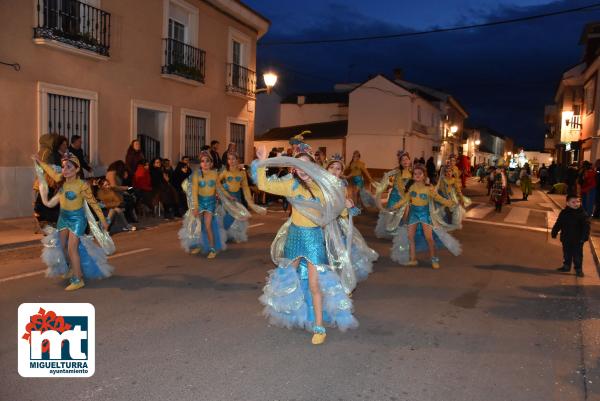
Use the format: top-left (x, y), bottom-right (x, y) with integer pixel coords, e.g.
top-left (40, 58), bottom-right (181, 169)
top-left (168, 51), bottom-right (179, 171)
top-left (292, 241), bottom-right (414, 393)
top-left (230, 123), bottom-right (246, 162)
top-left (164, 0), bottom-right (198, 46)
top-left (169, 18), bottom-right (186, 42)
top-left (184, 116), bottom-right (206, 157)
top-left (47, 93), bottom-right (91, 157)
top-left (585, 77), bottom-right (596, 115)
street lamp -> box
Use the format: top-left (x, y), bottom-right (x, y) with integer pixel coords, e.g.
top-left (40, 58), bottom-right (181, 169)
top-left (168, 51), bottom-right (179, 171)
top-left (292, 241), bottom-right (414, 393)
top-left (475, 139), bottom-right (481, 146)
top-left (256, 71), bottom-right (278, 94)
top-left (450, 125), bottom-right (458, 135)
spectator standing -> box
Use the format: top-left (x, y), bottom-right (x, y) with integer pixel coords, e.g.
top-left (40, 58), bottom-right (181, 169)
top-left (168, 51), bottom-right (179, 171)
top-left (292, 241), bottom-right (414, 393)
top-left (566, 163), bottom-right (578, 194)
top-left (209, 140), bottom-right (223, 170)
top-left (68, 135), bottom-right (92, 176)
top-left (594, 159), bottom-right (600, 218)
top-left (52, 135), bottom-right (69, 165)
top-left (163, 159), bottom-right (174, 181)
top-left (426, 157), bottom-right (436, 184)
top-left (221, 143), bottom-right (237, 167)
top-left (548, 161), bottom-right (557, 186)
top-left (125, 139), bottom-right (145, 180)
top-left (171, 161), bottom-right (192, 214)
top-left (579, 160), bottom-right (597, 216)
top-left (538, 163), bottom-right (548, 187)
top-left (519, 162), bottom-right (532, 200)
top-left (552, 194), bottom-right (590, 277)
top-left (150, 157), bottom-right (177, 218)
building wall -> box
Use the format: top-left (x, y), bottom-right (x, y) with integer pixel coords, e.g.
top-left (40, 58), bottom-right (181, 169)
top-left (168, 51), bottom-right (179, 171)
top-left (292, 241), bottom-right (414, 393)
top-left (0, 0), bottom-right (263, 218)
top-left (347, 76), bottom-right (411, 169)
top-left (280, 103), bottom-right (348, 127)
top-left (255, 91), bottom-right (282, 137)
top-left (525, 151), bottom-right (553, 167)
top-left (346, 75), bottom-right (448, 170)
top-left (348, 76), bottom-right (412, 137)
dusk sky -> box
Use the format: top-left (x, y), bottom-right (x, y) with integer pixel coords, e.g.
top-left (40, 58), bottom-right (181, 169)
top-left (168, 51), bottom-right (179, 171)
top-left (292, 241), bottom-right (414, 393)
top-left (245, 0), bottom-right (600, 149)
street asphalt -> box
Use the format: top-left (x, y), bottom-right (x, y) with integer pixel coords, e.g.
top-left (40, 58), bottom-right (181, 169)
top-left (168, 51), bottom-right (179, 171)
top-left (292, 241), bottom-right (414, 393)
top-left (1, 190), bottom-right (600, 401)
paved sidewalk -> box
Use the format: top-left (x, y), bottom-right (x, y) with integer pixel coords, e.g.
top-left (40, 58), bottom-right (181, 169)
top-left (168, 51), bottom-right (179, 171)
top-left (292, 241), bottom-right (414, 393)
top-left (0, 217), bottom-right (42, 249)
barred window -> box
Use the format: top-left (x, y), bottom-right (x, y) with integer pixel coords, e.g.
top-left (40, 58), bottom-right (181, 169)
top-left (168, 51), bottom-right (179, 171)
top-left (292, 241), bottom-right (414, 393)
top-left (230, 123), bottom-right (246, 163)
top-left (47, 93), bottom-right (90, 156)
top-left (184, 116), bottom-right (206, 158)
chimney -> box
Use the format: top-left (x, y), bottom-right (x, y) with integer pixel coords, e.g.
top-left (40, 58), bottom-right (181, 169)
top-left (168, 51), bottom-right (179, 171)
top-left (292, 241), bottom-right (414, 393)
top-left (297, 95), bottom-right (305, 105)
top-left (393, 68), bottom-right (403, 81)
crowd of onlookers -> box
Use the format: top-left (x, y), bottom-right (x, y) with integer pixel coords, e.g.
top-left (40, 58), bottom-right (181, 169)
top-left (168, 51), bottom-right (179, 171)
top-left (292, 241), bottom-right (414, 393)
top-left (33, 133), bottom-right (247, 234)
top-left (471, 159), bottom-right (600, 218)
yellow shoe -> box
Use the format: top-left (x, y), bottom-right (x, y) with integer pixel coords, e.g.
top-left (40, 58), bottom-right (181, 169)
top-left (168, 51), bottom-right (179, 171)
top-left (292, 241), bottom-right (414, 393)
top-left (403, 259), bottom-right (418, 266)
top-left (190, 247), bottom-right (201, 255)
top-left (65, 277), bottom-right (85, 291)
top-left (311, 326), bottom-right (326, 345)
top-left (311, 332), bottom-right (326, 345)
top-left (207, 248), bottom-right (217, 259)
top-left (431, 257), bottom-right (440, 269)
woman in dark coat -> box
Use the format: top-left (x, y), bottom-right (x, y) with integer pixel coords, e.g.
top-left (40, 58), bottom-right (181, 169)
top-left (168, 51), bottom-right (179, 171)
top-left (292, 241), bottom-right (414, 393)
top-left (150, 158), bottom-right (177, 218)
top-left (125, 139), bottom-right (145, 181)
top-left (171, 161), bottom-right (192, 214)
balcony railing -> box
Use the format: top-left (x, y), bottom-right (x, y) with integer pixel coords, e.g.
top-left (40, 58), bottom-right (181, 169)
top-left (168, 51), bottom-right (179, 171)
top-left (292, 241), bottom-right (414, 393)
top-left (412, 121), bottom-right (429, 135)
top-left (34, 0), bottom-right (111, 57)
top-left (162, 38), bottom-right (206, 83)
top-left (226, 63), bottom-right (256, 98)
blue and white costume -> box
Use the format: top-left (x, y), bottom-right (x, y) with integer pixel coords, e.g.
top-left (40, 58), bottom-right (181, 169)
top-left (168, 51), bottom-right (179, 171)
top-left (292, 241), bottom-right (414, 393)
top-left (252, 157), bottom-right (358, 333)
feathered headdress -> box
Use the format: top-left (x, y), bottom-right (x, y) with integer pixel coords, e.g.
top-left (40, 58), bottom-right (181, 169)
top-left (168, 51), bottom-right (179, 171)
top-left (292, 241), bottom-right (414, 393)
top-left (326, 153), bottom-right (345, 169)
top-left (61, 152), bottom-right (80, 168)
top-left (293, 141), bottom-right (315, 158)
top-left (397, 150), bottom-right (410, 159)
top-left (199, 150), bottom-right (213, 162)
top-left (289, 130), bottom-right (311, 145)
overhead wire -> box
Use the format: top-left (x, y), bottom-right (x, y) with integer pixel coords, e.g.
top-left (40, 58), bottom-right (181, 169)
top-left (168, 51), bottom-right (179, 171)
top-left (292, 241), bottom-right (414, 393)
top-left (259, 3), bottom-right (600, 46)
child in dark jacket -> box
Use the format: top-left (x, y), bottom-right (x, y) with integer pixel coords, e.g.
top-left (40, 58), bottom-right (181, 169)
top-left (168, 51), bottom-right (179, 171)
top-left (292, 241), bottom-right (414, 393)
top-left (551, 194), bottom-right (591, 277)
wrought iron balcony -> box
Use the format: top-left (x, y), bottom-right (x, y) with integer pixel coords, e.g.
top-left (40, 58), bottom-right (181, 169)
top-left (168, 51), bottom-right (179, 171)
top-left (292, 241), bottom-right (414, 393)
top-left (226, 63), bottom-right (256, 98)
top-left (412, 121), bottom-right (429, 135)
top-left (34, 0), bottom-right (110, 57)
top-left (162, 38), bottom-right (206, 83)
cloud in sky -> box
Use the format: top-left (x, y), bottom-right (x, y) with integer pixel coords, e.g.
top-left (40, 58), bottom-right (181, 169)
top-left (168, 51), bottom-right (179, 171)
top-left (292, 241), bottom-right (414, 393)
top-left (247, 0), bottom-right (600, 148)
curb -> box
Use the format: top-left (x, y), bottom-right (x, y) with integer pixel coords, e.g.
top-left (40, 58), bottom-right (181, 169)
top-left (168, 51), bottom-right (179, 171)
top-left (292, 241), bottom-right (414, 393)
top-left (541, 189), bottom-right (600, 278)
top-left (0, 218), bottom-right (183, 252)
top-left (0, 240), bottom-right (41, 252)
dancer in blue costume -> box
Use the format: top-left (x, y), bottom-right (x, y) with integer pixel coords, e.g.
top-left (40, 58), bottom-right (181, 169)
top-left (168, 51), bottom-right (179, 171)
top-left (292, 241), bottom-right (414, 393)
top-left (217, 152), bottom-right (266, 243)
top-left (435, 163), bottom-right (471, 230)
top-left (178, 151), bottom-right (227, 258)
top-left (391, 164), bottom-right (461, 269)
top-left (344, 150), bottom-right (376, 209)
top-left (33, 153), bottom-right (115, 291)
top-left (326, 154), bottom-right (378, 282)
top-left (252, 143), bottom-right (357, 345)
top-left (374, 150), bottom-right (412, 239)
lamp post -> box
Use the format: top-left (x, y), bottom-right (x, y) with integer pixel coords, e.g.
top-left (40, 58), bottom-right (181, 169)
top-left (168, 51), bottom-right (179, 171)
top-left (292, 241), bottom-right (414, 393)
top-left (256, 71), bottom-right (278, 94)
